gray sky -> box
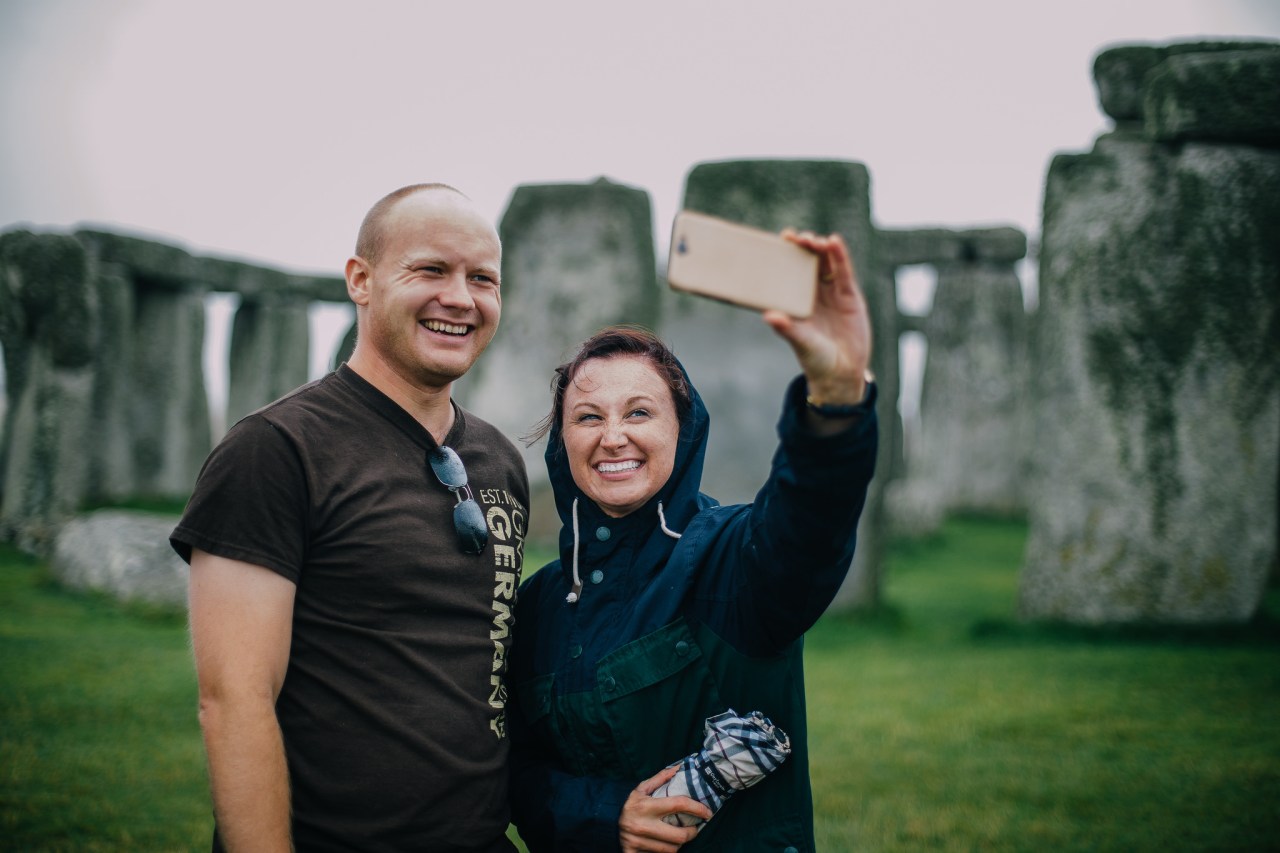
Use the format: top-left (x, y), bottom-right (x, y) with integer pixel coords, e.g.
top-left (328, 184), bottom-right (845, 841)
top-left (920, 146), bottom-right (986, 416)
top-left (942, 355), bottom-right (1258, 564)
top-left (4, 0), bottom-right (1279, 278)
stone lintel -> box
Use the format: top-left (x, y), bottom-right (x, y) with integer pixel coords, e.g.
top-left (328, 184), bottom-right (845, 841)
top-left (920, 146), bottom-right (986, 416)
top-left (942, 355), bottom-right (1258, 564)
top-left (878, 226), bottom-right (1027, 267)
top-left (1093, 40), bottom-right (1280, 122)
top-left (1145, 49), bottom-right (1280, 147)
top-left (73, 228), bottom-right (347, 302)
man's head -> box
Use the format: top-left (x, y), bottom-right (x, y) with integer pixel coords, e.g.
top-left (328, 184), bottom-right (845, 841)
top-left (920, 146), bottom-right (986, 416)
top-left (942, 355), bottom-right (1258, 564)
top-left (345, 184), bottom-right (503, 391)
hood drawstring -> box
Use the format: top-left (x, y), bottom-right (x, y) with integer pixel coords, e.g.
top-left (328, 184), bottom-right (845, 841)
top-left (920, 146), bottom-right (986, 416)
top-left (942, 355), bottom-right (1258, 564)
top-left (566, 498), bottom-right (583, 604)
top-left (658, 501), bottom-right (683, 540)
top-left (565, 499), bottom-right (684, 606)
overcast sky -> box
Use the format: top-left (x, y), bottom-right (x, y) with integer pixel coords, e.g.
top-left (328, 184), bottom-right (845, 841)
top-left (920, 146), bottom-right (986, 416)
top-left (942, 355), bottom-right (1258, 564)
top-left (4, 0), bottom-right (1279, 280)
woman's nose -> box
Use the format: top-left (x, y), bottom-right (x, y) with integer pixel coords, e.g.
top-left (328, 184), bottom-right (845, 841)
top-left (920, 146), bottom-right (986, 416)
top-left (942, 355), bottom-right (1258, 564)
top-left (601, 422), bottom-right (628, 448)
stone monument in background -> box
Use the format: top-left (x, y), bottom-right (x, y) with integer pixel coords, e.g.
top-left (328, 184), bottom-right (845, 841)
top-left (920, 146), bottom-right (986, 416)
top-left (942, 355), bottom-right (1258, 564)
top-left (669, 159), bottom-right (896, 611)
top-left (882, 227), bottom-right (1031, 536)
top-left (1019, 41), bottom-right (1280, 625)
top-left (453, 178), bottom-right (660, 540)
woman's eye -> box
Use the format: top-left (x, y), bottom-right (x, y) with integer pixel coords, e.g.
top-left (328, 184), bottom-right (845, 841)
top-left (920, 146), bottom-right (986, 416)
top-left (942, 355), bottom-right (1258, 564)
top-left (576, 413), bottom-right (602, 423)
top-left (627, 409), bottom-right (651, 419)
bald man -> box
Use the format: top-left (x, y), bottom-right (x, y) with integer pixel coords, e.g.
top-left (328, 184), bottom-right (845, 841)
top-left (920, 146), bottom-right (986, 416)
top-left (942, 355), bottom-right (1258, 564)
top-left (174, 184), bottom-right (529, 852)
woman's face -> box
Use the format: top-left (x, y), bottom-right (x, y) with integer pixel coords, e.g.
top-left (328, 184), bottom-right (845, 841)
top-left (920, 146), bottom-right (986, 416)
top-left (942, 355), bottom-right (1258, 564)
top-left (561, 355), bottom-right (680, 519)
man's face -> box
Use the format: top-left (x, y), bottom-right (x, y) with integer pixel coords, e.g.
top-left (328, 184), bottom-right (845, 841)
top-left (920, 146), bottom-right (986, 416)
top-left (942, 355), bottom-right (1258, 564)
top-left (355, 191), bottom-right (502, 389)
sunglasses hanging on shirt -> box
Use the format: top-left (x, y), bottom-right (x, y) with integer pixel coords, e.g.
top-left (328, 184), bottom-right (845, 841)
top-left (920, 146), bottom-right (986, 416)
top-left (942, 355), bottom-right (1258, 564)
top-left (427, 446), bottom-right (489, 555)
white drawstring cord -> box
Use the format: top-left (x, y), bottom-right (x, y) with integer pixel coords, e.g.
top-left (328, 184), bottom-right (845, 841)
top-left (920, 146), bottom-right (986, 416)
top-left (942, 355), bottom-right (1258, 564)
top-left (658, 501), bottom-right (683, 539)
top-left (567, 499), bottom-right (682, 605)
top-left (566, 498), bottom-right (583, 604)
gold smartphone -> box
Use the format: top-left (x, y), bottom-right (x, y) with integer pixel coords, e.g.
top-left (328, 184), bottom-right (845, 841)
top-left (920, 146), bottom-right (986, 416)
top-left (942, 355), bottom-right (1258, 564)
top-left (666, 210), bottom-right (818, 317)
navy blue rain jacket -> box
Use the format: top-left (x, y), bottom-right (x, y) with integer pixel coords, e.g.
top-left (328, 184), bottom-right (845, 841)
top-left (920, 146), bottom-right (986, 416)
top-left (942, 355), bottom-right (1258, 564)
top-left (508, 370), bottom-right (877, 853)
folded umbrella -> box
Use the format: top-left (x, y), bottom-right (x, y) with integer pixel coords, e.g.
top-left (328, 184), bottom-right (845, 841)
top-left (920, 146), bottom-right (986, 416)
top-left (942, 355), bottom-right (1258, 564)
top-left (651, 709), bottom-right (791, 827)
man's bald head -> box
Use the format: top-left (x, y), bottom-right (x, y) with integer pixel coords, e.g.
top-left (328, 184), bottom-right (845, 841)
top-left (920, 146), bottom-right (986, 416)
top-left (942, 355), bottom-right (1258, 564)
top-left (355, 183), bottom-right (469, 265)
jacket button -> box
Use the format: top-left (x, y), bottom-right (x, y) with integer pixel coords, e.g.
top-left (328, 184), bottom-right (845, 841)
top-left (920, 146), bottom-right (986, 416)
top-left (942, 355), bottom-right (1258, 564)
top-left (569, 645), bottom-right (582, 659)
top-left (590, 569), bottom-right (604, 584)
top-left (595, 526), bottom-right (611, 541)
top-left (783, 847), bottom-right (798, 853)
top-left (602, 676), bottom-right (617, 692)
top-left (675, 640), bottom-right (689, 657)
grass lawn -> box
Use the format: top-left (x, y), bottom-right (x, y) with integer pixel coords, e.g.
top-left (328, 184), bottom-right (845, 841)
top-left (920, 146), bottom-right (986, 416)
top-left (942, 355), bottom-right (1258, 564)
top-left (2, 518), bottom-right (1278, 851)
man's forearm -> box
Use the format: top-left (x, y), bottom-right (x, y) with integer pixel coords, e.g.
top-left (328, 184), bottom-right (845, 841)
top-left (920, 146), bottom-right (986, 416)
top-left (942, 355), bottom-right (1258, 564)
top-left (200, 696), bottom-right (292, 852)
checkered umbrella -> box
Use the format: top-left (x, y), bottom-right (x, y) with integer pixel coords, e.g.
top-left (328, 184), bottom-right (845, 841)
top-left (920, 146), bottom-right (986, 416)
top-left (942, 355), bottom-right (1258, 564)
top-left (651, 709), bottom-right (792, 827)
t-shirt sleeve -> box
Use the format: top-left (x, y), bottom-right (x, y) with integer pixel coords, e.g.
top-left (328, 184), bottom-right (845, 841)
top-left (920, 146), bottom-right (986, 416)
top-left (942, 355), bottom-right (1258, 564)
top-left (170, 414), bottom-right (310, 582)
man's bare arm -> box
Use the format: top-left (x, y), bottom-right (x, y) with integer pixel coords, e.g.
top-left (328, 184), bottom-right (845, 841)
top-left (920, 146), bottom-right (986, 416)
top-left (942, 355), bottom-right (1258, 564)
top-left (188, 549), bottom-right (296, 852)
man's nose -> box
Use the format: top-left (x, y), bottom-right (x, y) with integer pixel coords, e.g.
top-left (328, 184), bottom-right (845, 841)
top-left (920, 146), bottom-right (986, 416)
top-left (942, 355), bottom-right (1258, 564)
top-left (435, 271), bottom-right (476, 310)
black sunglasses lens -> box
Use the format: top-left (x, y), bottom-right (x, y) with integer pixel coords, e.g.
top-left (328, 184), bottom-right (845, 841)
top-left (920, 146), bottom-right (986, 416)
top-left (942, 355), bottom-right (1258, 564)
top-left (429, 446), bottom-right (468, 488)
top-left (454, 499), bottom-right (489, 554)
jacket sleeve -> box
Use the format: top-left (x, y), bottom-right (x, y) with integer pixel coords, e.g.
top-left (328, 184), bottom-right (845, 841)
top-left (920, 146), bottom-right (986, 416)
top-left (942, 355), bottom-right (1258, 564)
top-left (507, 686), bottom-right (632, 852)
top-left (692, 375), bottom-right (878, 655)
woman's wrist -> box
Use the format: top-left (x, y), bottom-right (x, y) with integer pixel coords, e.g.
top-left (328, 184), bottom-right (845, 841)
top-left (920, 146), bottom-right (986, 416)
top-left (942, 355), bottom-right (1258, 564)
top-left (805, 369), bottom-right (874, 411)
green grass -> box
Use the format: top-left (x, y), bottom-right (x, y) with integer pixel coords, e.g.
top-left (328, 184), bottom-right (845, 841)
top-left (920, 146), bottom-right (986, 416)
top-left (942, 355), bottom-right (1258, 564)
top-left (806, 516), bottom-right (1280, 852)
top-left (3, 521), bottom-right (1278, 851)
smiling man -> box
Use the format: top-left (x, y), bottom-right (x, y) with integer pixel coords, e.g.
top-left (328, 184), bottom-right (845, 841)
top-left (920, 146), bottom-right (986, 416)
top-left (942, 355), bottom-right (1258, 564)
top-left (173, 184), bottom-right (530, 852)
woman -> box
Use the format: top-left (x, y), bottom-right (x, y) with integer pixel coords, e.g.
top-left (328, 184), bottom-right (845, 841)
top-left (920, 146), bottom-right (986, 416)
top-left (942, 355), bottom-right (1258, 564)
top-left (508, 231), bottom-right (877, 853)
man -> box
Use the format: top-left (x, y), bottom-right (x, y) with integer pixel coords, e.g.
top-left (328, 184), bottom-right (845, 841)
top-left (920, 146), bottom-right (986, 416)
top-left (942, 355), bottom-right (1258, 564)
top-left (172, 184), bottom-right (529, 852)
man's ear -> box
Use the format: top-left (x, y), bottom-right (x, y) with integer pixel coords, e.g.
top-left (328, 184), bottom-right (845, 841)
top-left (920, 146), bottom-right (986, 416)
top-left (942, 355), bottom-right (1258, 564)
top-left (345, 256), bottom-right (371, 306)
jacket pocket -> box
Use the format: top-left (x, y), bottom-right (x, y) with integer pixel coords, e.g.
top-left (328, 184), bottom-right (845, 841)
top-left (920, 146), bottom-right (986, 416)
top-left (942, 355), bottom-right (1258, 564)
top-left (595, 619), bottom-right (725, 777)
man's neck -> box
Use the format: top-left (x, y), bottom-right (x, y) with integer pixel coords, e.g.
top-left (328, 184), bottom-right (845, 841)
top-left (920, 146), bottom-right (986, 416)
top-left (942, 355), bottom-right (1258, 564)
top-left (345, 351), bottom-right (456, 444)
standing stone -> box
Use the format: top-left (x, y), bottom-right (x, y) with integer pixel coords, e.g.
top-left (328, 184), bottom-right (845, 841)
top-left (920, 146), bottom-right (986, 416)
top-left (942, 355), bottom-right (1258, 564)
top-left (881, 228), bottom-right (1030, 535)
top-left (455, 178), bottom-right (659, 539)
top-left (86, 261), bottom-right (139, 501)
top-left (226, 295), bottom-right (311, 427)
top-left (0, 231), bottom-right (97, 553)
top-left (130, 285), bottom-right (211, 499)
top-left (1020, 42), bottom-right (1280, 625)
top-left (671, 159), bottom-right (895, 611)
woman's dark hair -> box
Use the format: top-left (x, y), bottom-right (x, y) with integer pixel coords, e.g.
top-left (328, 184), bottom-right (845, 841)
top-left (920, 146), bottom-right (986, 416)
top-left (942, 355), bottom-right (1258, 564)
top-left (524, 325), bottom-right (692, 448)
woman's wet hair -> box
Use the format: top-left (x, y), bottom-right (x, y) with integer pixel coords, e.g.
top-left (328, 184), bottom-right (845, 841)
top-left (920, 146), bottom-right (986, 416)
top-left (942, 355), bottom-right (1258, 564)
top-left (524, 325), bottom-right (692, 448)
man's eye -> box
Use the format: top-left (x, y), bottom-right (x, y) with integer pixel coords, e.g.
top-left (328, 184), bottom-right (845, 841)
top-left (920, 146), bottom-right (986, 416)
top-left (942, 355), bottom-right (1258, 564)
top-left (471, 273), bottom-right (498, 285)
top-left (418, 265), bottom-right (444, 275)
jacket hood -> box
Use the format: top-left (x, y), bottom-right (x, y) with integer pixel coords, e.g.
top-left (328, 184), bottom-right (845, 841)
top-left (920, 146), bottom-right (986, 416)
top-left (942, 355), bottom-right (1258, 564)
top-left (544, 355), bottom-right (712, 589)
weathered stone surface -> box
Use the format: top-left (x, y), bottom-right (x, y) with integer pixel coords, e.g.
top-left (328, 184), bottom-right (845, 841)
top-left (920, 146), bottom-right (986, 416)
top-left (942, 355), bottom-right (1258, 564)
top-left (51, 510), bottom-right (188, 607)
top-left (1019, 132), bottom-right (1280, 625)
top-left (0, 231), bottom-right (97, 553)
top-left (454, 177), bottom-right (659, 510)
top-left (1093, 41), bottom-right (1280, 123)
top-left (75, 228), bottom-right (346, 301)
top-left (892, 245), bottom-right (1031, 530)
top-left (86, 262), bottom-right (138, 501)
top-left (226, 296), bottom-right (311, 426)
top-left (672, 159), bottom-right (894, 611)
top-left (129, 286), bottom-right (211, 498)
top-left (879, 227), bottom-right (1027, 267)
top-left (1145, 48), bottom-right (1280, 147)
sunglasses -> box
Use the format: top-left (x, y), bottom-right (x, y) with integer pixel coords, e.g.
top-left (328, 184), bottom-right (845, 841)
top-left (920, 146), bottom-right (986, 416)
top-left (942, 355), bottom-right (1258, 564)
top-left (427, 446), bottom-right (489, 555)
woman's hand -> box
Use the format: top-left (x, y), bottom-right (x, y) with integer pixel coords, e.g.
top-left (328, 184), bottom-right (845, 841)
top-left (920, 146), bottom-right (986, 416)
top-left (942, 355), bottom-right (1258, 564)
top-left (764, 230), bottom-right (873, 415)
top-left (618, 764), bottom-right (712, 853)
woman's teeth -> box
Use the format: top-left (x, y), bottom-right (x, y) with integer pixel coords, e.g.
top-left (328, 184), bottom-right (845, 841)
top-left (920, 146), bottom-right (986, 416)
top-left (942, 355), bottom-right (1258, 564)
top-left (597, 460), bottom-right (641, 473)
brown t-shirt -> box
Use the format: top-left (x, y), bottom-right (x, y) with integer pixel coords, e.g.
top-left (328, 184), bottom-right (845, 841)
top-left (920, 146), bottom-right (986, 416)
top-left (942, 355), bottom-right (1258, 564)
top-left (172, 365), bottom-right (529, 852)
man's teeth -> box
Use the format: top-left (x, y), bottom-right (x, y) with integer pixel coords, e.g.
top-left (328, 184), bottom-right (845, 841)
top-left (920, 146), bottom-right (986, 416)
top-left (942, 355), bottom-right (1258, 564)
top-left (423, 320), bottom-right (468, 335)
top-left (597, 461), bottom-right (641, 473)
